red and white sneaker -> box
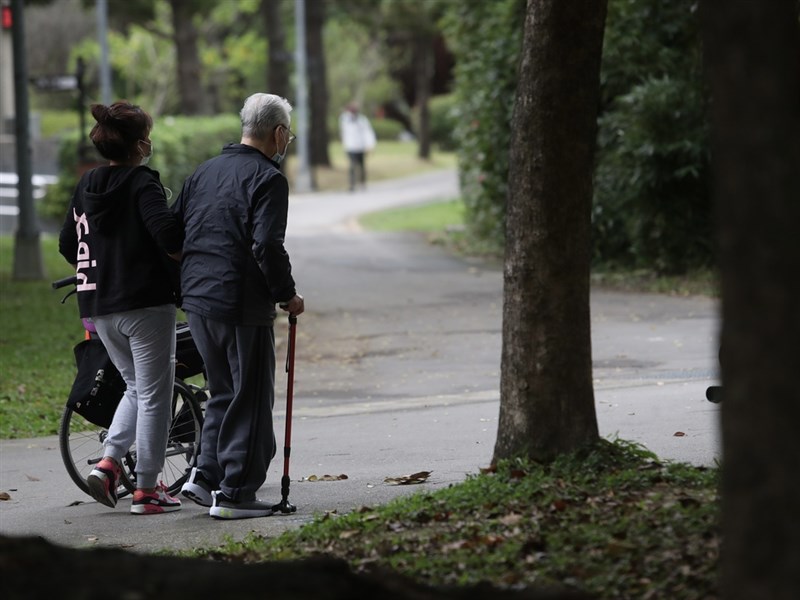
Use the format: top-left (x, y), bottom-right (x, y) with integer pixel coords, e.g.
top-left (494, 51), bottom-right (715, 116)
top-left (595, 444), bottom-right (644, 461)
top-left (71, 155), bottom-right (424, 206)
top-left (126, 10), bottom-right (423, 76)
top-left (130, 482), bottom-right (182, 515)
top-left (87, 458), bottom-right (121, 508)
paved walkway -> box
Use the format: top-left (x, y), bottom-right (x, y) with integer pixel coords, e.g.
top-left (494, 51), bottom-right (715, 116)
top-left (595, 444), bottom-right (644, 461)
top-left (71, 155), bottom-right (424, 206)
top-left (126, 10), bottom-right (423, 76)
top-left (0, 170), bottom-right (721, 553)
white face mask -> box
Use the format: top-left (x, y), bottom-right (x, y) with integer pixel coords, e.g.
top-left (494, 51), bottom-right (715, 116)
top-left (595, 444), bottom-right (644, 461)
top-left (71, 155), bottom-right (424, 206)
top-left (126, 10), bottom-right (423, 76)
top-left (271, 126), bottom-right (294, 164)
top-left (139, 139), bottom-right (153, 165)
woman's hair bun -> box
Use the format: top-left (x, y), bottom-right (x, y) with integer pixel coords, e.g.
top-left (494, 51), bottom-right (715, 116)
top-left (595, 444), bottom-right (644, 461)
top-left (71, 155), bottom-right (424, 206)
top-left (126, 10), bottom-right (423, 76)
top-left (90, 103), bottom-right (112, 124)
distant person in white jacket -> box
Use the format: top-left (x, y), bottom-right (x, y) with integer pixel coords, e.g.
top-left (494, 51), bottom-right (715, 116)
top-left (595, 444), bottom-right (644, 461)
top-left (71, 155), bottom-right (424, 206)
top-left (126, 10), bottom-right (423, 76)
top-left (339, 102), bottom-right (376, 191)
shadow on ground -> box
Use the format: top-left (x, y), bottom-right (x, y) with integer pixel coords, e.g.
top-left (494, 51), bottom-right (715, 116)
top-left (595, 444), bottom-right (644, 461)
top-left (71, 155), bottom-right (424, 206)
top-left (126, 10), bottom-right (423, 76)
top-left (0, 535), bottom-right (591, 600)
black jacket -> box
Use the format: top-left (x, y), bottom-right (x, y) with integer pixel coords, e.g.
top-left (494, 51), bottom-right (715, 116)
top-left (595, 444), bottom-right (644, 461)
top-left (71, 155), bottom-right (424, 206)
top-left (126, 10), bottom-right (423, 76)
top-left (172, 143), bottom-right (296, 326)
top-left (58, 165), bottom-right (184, 319)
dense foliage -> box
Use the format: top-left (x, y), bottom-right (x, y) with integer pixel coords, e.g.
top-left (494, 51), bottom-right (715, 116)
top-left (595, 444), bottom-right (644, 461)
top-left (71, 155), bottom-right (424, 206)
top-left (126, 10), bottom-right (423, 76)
top-left (595, 0), bottom-right (711, 273)
top-left (442, 0), bottom-right (712, 273)
top-left (441, 0), bottom-right (526, 246)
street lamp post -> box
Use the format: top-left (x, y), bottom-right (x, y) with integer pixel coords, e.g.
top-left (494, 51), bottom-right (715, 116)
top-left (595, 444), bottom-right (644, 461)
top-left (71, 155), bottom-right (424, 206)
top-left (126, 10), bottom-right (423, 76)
top-left (96, 0), bottom-right (111, 106)
top-left (293, 0), bottom-right (313, 193)
top-left (10, 0), bottom-right (44, 280)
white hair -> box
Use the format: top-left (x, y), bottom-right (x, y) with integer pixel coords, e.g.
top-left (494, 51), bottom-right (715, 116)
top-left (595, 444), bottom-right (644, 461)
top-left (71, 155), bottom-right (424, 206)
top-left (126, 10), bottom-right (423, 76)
top-left (240, 93), bottom-right (293, 140)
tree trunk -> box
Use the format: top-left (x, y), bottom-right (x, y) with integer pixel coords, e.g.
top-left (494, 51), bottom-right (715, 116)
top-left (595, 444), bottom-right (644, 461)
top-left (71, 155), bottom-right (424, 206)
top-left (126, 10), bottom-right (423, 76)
top-left (414, 33), bottom-right (434, 160)
top-left (494, 0), bottom-right (606, 462)
top-left (169, 0), bottom-right (206, 115)
top-left (700, 2), bottom-right (800, 598)
top-left (263, 0), bottom-right (290, 99)
top-left (306, 0), bottom-right (331, 167)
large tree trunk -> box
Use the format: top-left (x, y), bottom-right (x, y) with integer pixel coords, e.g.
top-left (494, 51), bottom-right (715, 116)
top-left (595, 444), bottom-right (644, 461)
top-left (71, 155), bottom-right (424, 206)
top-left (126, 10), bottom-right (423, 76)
top-left (306, 0), bottom-right (331, 167)
top-left (701, 2), bottom-right (800, 598)
top-left (169, 0), bottom-right (206, 115)
top-left (262, 0), bottom-right (290, 99)
top-left (494, 0), bottom-right (606, 462)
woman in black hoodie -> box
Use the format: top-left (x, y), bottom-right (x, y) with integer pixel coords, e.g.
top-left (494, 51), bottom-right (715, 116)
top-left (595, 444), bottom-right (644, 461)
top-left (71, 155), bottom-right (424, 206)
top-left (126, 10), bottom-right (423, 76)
top-left (58, 101), bottom-right (184, 515)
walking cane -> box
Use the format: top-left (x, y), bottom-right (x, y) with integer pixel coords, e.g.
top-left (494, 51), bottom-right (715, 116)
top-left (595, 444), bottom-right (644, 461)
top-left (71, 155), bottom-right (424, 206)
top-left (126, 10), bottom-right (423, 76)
top-left (273, 314), bottom-right (298, 514)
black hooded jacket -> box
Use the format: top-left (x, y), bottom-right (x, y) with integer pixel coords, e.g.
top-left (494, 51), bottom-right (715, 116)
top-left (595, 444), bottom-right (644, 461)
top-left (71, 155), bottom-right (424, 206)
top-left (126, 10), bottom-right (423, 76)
top-left (171, 143), bottom-right (296, 326)
top-left (58, 165), bottom-right (184, 319)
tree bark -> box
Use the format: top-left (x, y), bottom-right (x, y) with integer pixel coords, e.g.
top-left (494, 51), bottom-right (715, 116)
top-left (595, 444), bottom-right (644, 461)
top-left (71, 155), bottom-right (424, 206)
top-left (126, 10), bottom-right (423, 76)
top-left (700, 2), bottom-right (800, 598)
top-left (169, 0), bottom-right (206, 115)
top-left (414, 33), bottom-right (434, 160)
top-left (263, 0), bottom-right (290, 99)
top-left (494, 0), bottom-right (606, 462)
top-left (306, 0), bottom-right (331, 167)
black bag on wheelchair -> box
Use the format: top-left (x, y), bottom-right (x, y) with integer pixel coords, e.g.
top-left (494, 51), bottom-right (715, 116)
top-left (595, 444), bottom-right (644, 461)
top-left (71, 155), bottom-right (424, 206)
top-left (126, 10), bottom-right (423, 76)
top-left (67, 339), bottom-right (126, 429)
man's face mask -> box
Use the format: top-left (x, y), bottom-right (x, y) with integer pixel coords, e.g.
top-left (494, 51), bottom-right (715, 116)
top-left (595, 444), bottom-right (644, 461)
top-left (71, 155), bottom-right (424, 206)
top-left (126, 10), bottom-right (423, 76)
top-left (272, 126), bottom-right (295, 164)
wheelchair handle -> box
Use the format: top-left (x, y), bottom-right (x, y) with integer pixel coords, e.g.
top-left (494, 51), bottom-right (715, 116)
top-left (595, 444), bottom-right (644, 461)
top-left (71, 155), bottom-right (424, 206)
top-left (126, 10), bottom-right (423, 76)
top-left (52, 276), bottom-right (78, 290)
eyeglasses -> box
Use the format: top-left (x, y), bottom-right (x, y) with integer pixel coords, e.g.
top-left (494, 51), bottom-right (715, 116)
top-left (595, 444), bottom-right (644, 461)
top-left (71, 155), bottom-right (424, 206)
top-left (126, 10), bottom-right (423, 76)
top-left (283, 126), bottom-right (296, 145)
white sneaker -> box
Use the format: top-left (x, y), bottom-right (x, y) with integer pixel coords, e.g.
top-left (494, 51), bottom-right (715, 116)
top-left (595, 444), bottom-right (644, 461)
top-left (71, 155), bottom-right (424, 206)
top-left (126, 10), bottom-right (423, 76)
top-left (181, 467), bottom-right (213, 507)
top-left (209, 490), bottom-right (274, 520)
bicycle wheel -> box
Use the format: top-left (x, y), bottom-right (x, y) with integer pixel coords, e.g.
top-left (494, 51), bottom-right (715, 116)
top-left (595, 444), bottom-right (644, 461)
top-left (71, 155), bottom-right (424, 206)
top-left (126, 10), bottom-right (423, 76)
top-left (161, 379), bottom-right (203, 494)
top-left (58, 406), bottom-right (135, 499)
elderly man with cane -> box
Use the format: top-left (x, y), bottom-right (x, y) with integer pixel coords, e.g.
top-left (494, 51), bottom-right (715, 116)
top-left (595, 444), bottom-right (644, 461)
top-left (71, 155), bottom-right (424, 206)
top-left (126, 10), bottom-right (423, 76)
top-left (174, 93), bottom-right (304, 519)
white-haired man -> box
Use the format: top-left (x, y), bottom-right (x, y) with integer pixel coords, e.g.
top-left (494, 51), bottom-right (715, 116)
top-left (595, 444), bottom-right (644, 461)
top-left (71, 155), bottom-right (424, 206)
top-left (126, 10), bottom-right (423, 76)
top-left (174, 93), bottom-right (304, 519)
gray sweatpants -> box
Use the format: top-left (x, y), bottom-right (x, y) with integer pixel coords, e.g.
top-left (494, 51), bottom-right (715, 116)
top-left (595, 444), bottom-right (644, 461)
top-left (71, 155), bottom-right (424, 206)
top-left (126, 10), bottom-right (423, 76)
top-left (93, 305), bottom-right (176, 489)
top-left (186, 312), bottom-right (276, 503)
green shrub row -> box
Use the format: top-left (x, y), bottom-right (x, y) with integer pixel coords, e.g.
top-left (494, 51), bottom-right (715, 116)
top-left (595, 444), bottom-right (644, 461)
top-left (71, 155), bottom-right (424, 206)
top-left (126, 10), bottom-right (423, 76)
top-left (370, 117), bottom-right (406, 141)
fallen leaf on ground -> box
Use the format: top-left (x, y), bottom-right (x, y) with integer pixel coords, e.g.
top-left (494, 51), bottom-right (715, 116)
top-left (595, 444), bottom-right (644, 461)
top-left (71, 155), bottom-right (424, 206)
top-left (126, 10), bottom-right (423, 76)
top-left (384, 471), bottom-right (432, 485)
top-left (306, 474), bottom-right (348, 482)
top-left (442, 539), bottom-right (471, 552)
top-left (499, 513), bottom-right (523, 526)
top-left (0, 492), bottom-right (10, 501)
top-left (338, 530), bottom-right (359, 540)
top-left (674, 431), bottom-right (686, 437)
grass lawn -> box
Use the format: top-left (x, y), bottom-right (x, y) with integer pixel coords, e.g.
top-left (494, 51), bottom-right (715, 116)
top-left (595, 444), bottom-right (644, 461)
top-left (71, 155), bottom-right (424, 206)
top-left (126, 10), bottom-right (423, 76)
top-left (358, 199), bottom-right (465, 233)
top-left (287, 141), bottom-right (457, 193)
top-left (0, 235), bottom-right (83, 438)
top-left (186, 440), bottom-right (720, 598)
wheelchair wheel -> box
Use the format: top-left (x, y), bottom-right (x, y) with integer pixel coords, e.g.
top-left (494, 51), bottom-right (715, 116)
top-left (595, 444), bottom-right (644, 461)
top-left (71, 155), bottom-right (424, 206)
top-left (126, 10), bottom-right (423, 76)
top-left (59, 378), bottom-right (204, 499)
top-left (59, 407), bottom-right (136, 499)
top-left (162, 379), bottom-right (204, 493)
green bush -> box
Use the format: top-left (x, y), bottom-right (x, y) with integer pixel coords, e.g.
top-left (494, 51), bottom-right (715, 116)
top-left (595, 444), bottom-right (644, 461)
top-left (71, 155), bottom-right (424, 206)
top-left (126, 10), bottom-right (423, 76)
top-left (594, 76), bottom-right (711, 273)
top-left (426, 93), bottom-right (459, 151)
top-left (371, 117), bottom-right (406, 141)
top-left (442, 0), bottom-right (526, 247)
top-left (147, 115), bottom-right (241, 196)
top-left (40, 115), bottom-right (241, 220)
top-left (593, 0), bottom-right (711, 273)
